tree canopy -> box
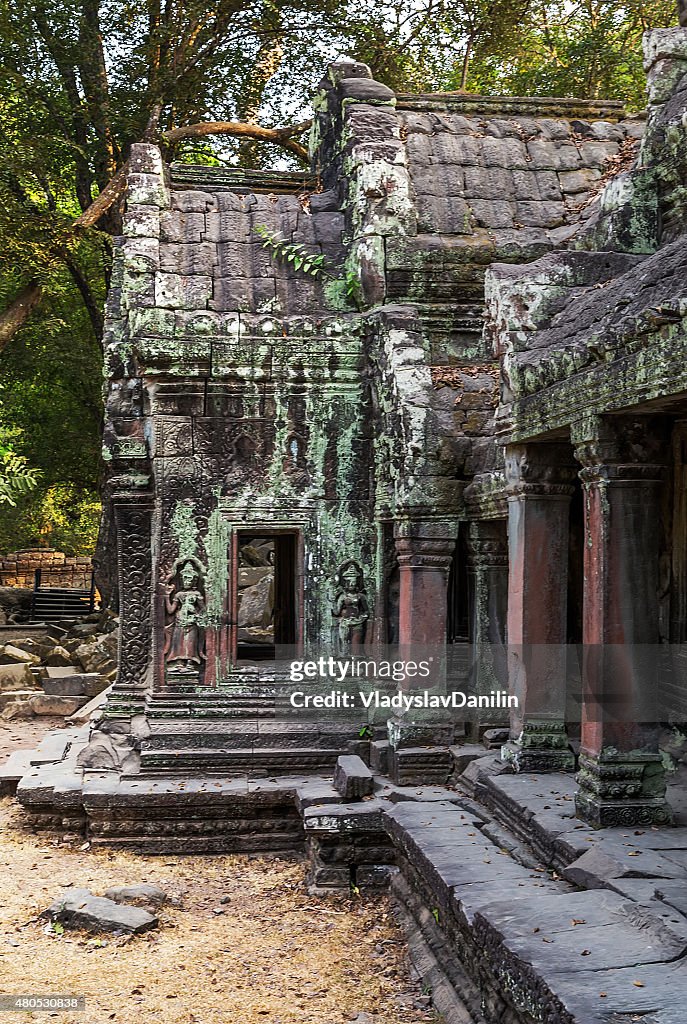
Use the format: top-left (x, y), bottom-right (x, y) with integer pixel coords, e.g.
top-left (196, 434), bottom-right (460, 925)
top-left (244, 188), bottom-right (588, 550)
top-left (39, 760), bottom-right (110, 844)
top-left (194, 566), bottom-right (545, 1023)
top-left (0, 0), bottom-right (678, 554)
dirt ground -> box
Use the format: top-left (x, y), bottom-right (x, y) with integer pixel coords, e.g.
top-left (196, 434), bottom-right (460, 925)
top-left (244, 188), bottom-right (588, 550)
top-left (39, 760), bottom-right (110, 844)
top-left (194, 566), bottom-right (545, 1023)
top-left (0, 724), bottom-right (438, 1024)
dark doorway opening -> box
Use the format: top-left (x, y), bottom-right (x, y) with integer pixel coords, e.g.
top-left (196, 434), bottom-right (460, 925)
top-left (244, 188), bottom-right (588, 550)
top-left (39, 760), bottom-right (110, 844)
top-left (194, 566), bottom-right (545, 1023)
top-left (447, 524), bottom-right (470, 644)
top-left (236, 532), bottom-right (297, 660)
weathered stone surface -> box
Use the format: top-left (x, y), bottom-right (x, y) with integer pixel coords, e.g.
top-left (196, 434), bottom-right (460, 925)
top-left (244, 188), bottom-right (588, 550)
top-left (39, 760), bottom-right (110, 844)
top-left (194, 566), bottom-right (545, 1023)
top-left (0, 644), bottom-right (41, 665)
top-left (103, 884), bottom-right (168, 909)
top-left (45, 646), bottom-right (73, 667)
top-left (0, 662), bottom-right (36, 691)
top-left (339, 78), bottom-right (395, 103)
top-left (1, 699), bottom-right (34, 720)
top-left (42, 674), bottom-right (106, 697)
top-left (333, 754), bottom-right (374, 800)
top-left (42, 888), bottom-right (158, 934)
top-left (563, 846), bottom-right (683, 890)
top-left (29, 693), bottom-right (87, 716)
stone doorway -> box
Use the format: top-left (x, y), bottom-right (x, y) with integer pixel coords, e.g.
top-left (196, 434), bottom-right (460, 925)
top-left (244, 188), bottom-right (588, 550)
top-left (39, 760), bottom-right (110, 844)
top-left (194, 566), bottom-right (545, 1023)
top-left (235, 532), bottom-right (297, 660)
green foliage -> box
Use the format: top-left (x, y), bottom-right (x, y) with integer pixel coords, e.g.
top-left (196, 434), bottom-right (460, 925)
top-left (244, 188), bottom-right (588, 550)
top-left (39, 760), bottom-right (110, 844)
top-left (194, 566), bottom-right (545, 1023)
top-left (0, 276), bottom-right (102, 554)
top-left (255, 224), bottom-right (330, 277)
top-left (458, 2), bottom-right (677, 109)
top-left (256, 224), bottom-right (367, 310)
top-left (0, 440), bottom-right (39, 507)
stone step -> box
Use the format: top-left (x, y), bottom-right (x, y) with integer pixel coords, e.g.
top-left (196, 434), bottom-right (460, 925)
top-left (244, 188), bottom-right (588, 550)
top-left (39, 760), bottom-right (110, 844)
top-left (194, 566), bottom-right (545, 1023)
top-left (0, 749), bottom-right (33, 795)
top-left (0, 689), bottom-right (38, 709)
top-left (143, 720), bottom-right (361, 752)
top-left (139, 746), bottom-right (345, 773)
top-left (144, 699), bottom-right (279, 719)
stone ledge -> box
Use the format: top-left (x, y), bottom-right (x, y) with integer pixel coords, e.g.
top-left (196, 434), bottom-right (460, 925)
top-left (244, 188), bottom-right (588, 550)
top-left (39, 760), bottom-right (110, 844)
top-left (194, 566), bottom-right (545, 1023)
top-left (396, 93), bottom-right (626, 121)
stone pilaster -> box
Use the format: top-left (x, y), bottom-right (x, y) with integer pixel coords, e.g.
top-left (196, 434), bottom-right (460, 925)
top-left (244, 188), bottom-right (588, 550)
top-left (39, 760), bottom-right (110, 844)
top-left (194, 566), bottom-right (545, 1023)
top-left (573, 416), bottom-right (672, 827)
top-left (76, 478), bottom-right (154, 774)
top-left (503, 443), bottom-right (577, 772)
top-left (466, 519), bottom-right (508, 729)
top-left (107, 484), bottom-right (155, 714)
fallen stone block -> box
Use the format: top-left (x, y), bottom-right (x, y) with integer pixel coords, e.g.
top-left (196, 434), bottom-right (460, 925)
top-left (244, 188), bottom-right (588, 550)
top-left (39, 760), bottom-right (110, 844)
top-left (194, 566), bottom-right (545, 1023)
top-left (45, 666), bottom-right (78, 678)
top-left (42, 674), bottom-right (106, 698)
top-left (41, 888), bottom-right (158, 934)
top-left (0, 689), bottom-right (37, 710)
top-left (0, 662), bottom-right (35, 692)
top-left (1, 700), bottom-right (34, 721)
top-left (370, 739), bottom-right (389, 774)
top-left (29, 693), bottom-right (88, 716)
top-left (333, 754), bottom-right (374, 800)
top-left (0, 644), bottom-right (41, 666)
top-left (481, 728), bottom-right (509, 749)
top-left (103, 884), bottom-right (168, 909)
top-left (450, 743), bottom-right (486, 774)
top-left (563, 846), bottom-right (682, 890)
top-left (45, 646), bottom-right (73, 667)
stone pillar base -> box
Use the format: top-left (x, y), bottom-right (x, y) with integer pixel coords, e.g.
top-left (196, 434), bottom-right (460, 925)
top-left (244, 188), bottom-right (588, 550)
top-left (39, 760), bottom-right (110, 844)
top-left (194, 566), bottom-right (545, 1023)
top-left (575, 751), bottom-right (673, 827)
top-left (501, 721), bottom-right (575, 773)
top-left (387, 717), bottom-right (456, 750)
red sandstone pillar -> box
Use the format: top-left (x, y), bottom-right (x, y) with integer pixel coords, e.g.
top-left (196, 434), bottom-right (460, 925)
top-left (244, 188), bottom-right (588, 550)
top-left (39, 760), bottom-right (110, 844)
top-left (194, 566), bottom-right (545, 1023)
top-left (395, 536), bottom-right (454, 647)
top-left (573, 418), bottom-right (671, 827)
top-left (504, 443), bottom-right (577, 771)
top-left (389, 522), bottom-right (457, 754)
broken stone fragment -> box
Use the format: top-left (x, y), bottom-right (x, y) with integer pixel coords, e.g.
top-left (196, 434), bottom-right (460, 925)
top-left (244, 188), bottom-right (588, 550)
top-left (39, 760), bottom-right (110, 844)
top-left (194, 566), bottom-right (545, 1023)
top-left (28, 693), bottom-right (87, 716)
top-left (42, 888), bottom-right (158, 934)
top-left (45, 646), bottom-right (73, 667)
top-left (0, 662), bottom-right (37, 692)
top-left (333, 754), bottom-right (374, 800)
top-left (0, 644), bottom-right (41, 666)
top-left (103, 884), bottom-right (168, 909)
top-left (1, 700), bottom-right (34, 721)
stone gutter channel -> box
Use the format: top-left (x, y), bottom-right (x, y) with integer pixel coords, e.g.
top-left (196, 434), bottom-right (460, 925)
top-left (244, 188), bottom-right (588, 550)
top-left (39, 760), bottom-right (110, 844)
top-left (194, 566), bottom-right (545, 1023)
top-left (5, 740), bottom-right (687, 1024)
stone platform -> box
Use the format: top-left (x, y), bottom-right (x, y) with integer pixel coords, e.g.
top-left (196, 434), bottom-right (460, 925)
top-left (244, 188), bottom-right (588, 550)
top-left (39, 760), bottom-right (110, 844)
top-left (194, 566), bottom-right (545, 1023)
top-left (6, 734), bottom-right (687, 1023)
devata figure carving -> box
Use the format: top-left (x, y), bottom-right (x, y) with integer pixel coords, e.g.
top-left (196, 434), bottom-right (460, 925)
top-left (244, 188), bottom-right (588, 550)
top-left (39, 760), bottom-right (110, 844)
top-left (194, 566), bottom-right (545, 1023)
top-left (163, 556), bottom-right (206, 672)
top-left (331, 560), bottom-right (369, 654)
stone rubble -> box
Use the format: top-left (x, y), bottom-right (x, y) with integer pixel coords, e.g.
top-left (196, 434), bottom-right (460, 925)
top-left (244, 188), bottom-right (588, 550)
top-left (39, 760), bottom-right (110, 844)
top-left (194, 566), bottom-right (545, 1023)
top-left (0, 613), bottom-right (117, 724)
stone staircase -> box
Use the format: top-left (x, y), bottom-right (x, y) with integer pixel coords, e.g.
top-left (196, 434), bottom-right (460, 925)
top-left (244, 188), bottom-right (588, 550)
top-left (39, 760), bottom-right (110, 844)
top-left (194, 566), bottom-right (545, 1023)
top-left (139, 715), bottom-right (368, 775)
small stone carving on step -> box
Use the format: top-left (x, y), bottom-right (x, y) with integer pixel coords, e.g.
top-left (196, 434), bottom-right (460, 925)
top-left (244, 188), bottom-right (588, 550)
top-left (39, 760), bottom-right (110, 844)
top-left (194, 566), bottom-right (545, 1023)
top-left (163, 556), bottom-right (206, 673)
top-left (331, 560), bottom-right (369, 654)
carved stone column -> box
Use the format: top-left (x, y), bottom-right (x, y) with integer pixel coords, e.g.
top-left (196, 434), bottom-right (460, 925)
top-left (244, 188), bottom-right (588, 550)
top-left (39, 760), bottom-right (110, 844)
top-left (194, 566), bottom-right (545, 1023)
top-left (77, 480), bottom-right (154, 773)
top-left (395, 531), bottom-right (455, 648)
top-left (503, 443), bottom-right (577, 771)
top-left (573, 417), bottom-right (672, 827)
top-left (107, 487), bottom-right (155, 712)
top-left (466, 520), bottom-right (508, 729)
top-left (387, 520), bottom-right (457, 771)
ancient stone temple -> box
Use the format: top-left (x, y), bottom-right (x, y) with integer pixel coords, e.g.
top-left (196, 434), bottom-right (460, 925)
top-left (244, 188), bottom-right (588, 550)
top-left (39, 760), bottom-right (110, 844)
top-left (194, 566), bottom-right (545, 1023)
top-left (17, 27), bottom-right (687, 859)
top-left (14, 25), bottom-right (687, 1024)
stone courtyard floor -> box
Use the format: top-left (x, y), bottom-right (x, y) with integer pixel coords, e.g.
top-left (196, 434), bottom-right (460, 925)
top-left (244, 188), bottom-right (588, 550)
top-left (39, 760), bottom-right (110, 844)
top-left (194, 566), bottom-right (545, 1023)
top-left (0, 794), bottom-right (437, 1024)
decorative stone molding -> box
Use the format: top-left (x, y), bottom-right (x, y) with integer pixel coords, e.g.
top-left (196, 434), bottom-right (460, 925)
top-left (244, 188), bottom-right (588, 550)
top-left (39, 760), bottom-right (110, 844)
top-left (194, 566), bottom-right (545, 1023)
top-left (505, 443), bottom-right (578, 499)
top-left (576, 751), bottom-right (672, 827)
top-left (503, 721), bottom-right (575, 773)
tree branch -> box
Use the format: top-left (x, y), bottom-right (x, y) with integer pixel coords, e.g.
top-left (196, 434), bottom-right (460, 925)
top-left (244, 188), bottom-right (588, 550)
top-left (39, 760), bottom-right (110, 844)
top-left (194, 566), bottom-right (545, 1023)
top-left (0, 116), bottom-right (311, 349)
top-left (163, 120), bottom-right (311, 162)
